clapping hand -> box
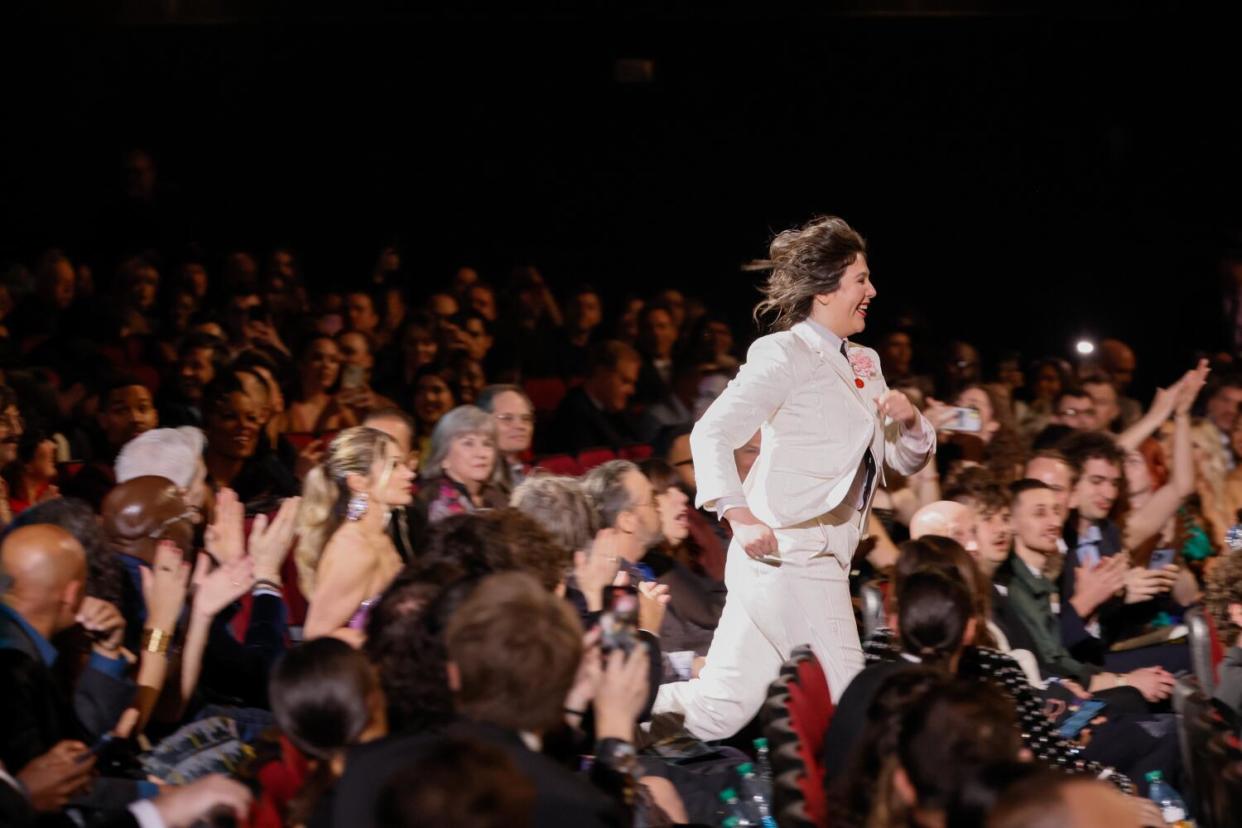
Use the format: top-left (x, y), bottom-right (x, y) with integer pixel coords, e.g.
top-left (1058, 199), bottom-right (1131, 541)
top-left (204, 488), bottom-right (245, 565)
top-left (190, 553), bottom-right (256, 619)
top-left (141, 540), bottom-right (191, 632)
top-left (248, 496), bottom-right (300, 585)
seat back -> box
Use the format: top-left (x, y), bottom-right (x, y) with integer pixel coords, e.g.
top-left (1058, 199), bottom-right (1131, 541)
top-left (534, 454), bottom-right (583, 476)
top-left (523, 377), bottom-right (568, 414)
top-left (774, 646), bottom-right (832, 827)
top-left (859, 581), bottom-right (887, 640)
top-left (576, 446), bottom-right (618, 472)
top-left (619, 443), bottom-right (654, 461)
top-left (1186, 606), bottom-right (1218, 695)
top-left (1174, 675), bottom-right (1237, 828)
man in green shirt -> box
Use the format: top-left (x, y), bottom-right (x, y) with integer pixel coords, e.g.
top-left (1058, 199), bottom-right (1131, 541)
top-left (994, 480), bottom-right (1173, 702)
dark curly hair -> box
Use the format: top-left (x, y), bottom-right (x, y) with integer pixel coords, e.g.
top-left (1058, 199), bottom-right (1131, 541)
top-left (364, 561), bottom-right (477, 732)
top-left (419, 510), bottom-right (569, 593)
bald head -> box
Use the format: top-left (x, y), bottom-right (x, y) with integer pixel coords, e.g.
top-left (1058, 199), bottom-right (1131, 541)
top-left (1, 524), bottom-right (86, 634)
top-left (909, 500), bottom-right (978, 552)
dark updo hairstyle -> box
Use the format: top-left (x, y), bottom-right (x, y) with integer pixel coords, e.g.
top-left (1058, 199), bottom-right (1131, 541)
top-left (752, 215), bottom-right (867, 332)
top-left (269, 637), bottom-right (381, 826)
top-left (896, 568), bottom-right (974, 668)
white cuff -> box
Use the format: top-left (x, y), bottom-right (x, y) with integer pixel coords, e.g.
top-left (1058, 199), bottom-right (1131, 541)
top-left (129, 799), bottom-right (167, 828)
top-left (712, 495), bottom-right (748, 521)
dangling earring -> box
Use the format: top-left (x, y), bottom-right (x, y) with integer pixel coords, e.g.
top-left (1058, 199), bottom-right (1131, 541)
top-left (346, 491), bottom-right (369, 521)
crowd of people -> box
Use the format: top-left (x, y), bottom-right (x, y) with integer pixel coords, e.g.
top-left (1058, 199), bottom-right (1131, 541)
top-left (1, 172), bottom-right (1241, 826)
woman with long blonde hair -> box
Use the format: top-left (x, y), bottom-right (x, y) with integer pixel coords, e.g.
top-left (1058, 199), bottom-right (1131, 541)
top-left (296, 426), bottom-right (415, 642)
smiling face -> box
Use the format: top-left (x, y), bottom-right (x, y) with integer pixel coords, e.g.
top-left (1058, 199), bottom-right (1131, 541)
top-left (205, 391), bottom-right (261, 460)
top-left (1071, 457), bottom-right (1121, 521)
top-left (1013, 487), bottom-right (1063, 555)
top-left (442, 431), bottom-right (497, 486)
top-left (491, 390), bottom-right (533, 456)
top-left (811, 255), bottom-right (875, 338)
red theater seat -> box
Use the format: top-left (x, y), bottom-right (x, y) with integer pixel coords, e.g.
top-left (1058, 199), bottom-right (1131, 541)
top-left (576, 447), bottom-right (617, 472)
top-left (535, 454), bottom-right (583, 476)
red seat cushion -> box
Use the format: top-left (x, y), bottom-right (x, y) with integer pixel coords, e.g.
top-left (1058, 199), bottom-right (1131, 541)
top-left (576, 447), bottom-right (617, 472)
top-left (523, 378), bottom-right (568, 414)
top-left (1205, 610), bottom-right (1227, 682)
top-left (535, 454), bottom-right (583, 476)
top-left (619, 444), bottom-right (653, 461)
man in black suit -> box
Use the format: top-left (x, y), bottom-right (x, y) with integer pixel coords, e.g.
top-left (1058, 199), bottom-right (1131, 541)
top-left (334, 572), bottom-right (639, 828)
top-left (0, 525), bottom-right (134, 777)
top-left (548, 340), bottom-right (642, 454)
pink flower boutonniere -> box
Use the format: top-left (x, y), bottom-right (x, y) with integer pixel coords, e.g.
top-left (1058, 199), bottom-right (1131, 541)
top-left (847, 348), bottom-right (879, 380)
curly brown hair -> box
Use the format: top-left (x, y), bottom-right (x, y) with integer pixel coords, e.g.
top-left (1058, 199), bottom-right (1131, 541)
top-left (751, 215), bottom-right (867, 332)
top-left (1206, 550), bottom-right (1242, 648)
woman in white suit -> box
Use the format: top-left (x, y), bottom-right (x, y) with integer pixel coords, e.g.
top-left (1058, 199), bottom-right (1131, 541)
top-left (653, 216), bottom-right (936, 740)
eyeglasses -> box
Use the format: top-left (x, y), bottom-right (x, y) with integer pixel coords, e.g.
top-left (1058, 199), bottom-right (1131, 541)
top-left (495, 413), bottom-right (534, 425)
top-left (145, 505), bottom-right (202, 539)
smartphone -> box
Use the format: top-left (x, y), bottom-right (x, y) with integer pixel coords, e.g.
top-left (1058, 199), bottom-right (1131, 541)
top-left (77, 733), bottom-right (115, 763)
top-left (599, 585), bottom-right (639, 655)
top-left (1148, 547), bottom-right (1176, 570)
top-left (340, 364), bottom-right (366, 391)
top-left (1077, 546), bottom-right (1101, 568)
top-left (1056, 699), bottom-right (1107, 739)
top-left (942, 406), bottom-right (982, 433)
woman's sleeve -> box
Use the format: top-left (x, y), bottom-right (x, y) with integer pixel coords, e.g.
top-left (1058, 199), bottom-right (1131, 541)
top-left (689, 335), bottom-right (792, 512)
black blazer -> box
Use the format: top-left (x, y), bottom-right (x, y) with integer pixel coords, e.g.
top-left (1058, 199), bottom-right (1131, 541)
top-left (0, 611), bottom-right (133, 774)
top-left (547, 388), bottom-right (638, 454)
top-left (333, 721), bottom-right (627, 828)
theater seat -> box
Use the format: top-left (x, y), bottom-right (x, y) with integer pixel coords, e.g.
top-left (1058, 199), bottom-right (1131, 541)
top-left (619, 444), bottom-right (653, 461)
top-left (1186, 607), bottom-right (1220, 695)
top-left (859, 581), bottom-right (887, 640)
top-left (576, 447), bottom-right (617, 472)
top-left (523, 377), bottom-right (568, 414)
top-left (763, 646), bottom-right (831, 827)
top-left (534, 454), bottom-right (583, 476)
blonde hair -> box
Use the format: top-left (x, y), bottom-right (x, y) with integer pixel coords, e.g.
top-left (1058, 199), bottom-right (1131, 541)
top-left (295, 426), bottom-right (397, 594)
top-left (750, 215), bottom-right (867, 332)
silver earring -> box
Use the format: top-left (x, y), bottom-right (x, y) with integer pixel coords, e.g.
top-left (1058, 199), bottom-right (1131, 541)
top-left (346, 491), bottom-right (369, 521)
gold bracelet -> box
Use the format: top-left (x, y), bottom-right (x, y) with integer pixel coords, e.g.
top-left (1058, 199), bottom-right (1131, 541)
top-left (142, 628), bottom-right (172, 655)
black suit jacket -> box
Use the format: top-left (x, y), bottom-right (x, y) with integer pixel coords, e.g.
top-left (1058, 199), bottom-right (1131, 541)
top-left (0, 612), bottom-right (133, 774)
top-left (547, 388), bottom-right (638, 454)
top-left (333, 721), bottom-right (627, 828)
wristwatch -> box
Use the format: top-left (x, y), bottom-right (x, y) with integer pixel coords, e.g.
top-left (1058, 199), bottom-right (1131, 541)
top-left (595, 738), bottom-right (640, 776)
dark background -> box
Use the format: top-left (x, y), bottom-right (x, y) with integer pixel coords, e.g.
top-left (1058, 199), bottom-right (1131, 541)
top-left (3, 1), bottom-right (1241, 392)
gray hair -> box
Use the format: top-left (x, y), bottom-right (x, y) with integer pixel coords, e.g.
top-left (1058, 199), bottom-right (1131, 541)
top-left (115, 427), bottom-right (206, 489)
top-left (582, 459), bottom-right (640, 530)
top-left (510, 475), bottom-right (598, 553)
top-left (421, 405), bottom-right (499, 476)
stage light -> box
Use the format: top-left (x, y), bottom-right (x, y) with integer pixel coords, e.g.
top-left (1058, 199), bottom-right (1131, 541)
top-left (1075, 339), bottom-right (1096, 356)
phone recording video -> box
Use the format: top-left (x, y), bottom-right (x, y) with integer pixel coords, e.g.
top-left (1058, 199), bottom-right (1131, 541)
top-left (600, 585), bottom-right (639, 655)
top-left (942, 406), bottom-right (983, 433)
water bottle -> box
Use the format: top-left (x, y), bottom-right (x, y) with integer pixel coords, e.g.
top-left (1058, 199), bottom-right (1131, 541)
top-left (753, 737), bottom-right (774, 786)
top-left (1146, 770), bottom-right (1192, 826)
top-left (736, 762), bottom-right (778, 828)
top-left (717, 788), bottom-right (754, 826)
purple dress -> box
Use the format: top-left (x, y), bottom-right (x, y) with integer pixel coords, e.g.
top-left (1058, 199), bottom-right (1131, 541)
top-left (347, 595), bottom-right (379, 631)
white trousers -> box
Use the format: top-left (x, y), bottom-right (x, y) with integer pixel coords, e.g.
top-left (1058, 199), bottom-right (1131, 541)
top-left (652, 510), bottom-right (865, 741)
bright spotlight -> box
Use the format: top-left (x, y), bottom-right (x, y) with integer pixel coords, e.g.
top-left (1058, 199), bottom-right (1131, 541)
top-left (1075, 339), bottom-right (1096, 356)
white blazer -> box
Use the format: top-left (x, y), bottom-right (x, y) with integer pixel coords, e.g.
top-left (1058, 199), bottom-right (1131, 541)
top-left (692, 320), bottom-right (935, 530)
